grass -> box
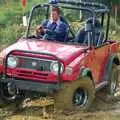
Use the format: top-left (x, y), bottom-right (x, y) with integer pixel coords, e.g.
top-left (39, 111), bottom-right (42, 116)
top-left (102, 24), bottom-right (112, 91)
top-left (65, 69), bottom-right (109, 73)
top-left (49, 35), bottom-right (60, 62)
top-left (0, 0), bottom-right (46, 45)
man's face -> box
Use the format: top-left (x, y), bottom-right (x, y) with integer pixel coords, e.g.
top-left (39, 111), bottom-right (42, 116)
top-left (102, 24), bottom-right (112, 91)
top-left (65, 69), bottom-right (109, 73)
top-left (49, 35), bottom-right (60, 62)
top-left (51, 11), bottom-right (59, 21)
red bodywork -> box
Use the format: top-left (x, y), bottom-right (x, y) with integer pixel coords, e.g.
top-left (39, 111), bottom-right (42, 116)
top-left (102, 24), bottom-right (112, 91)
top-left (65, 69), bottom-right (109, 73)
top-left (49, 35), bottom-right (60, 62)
top-left (0, 38), bottom-right (119, 87)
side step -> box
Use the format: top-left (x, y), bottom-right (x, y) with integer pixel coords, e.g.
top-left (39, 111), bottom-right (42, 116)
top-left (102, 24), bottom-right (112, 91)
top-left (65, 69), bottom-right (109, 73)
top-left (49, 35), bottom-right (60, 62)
top-left (95, 81), bottom-right (108, 92)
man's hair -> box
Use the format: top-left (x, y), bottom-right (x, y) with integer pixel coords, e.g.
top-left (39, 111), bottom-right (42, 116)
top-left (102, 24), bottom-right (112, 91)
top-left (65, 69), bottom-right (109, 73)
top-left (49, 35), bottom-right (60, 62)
top-left (52, 7), bottom-right (60, 14)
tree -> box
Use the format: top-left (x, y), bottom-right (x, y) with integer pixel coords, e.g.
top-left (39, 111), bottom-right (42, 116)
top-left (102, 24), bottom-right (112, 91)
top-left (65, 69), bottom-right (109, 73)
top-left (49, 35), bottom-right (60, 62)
top-left (110, 0), bottom-right (120, 29)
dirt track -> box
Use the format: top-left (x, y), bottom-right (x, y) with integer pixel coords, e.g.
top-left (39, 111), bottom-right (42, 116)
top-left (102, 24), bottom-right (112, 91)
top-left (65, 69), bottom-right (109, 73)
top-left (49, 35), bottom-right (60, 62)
top-left (0, 74), bottom-right (120, 120)
top-left (0, 90), bottom-right (120, 120)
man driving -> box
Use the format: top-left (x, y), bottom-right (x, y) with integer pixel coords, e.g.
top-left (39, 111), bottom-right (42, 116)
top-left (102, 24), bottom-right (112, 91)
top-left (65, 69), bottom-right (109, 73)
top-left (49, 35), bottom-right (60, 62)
top-left (36, 7), bottom-right (68, 41)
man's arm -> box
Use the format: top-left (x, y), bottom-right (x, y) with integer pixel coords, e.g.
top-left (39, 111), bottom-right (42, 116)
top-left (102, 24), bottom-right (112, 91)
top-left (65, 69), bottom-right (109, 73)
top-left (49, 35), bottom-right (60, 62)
top-left (55, 22), bottom-right (68, 34)
top-left (54, 22), bottom-right (69, 41)
top-left (41, 20), bottom-right (49, 29)
top-left (36, 20), bottom-right (49, 36)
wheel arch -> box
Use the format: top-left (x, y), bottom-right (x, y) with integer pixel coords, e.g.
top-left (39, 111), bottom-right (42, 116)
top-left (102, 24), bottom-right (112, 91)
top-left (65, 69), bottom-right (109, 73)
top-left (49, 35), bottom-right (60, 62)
top-left (113, 56), bottom-right (120, 65)
top-left (102, 54), bottom-right (120, 82)
top-left (80, 67), bottom-right (95, 86)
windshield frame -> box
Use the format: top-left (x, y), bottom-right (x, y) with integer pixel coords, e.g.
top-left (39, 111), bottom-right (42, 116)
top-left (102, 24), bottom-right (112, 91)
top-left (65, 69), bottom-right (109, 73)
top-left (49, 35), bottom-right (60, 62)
top-left (25, 2), bottom-right (110, 47)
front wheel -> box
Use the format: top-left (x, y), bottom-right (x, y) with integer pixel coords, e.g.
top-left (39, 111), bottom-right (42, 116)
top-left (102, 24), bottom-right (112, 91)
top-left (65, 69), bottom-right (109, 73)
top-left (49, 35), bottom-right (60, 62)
top-left (54, 77), bottom-right (95, 111)
top-left (0, 83), bottom-right (24, 107)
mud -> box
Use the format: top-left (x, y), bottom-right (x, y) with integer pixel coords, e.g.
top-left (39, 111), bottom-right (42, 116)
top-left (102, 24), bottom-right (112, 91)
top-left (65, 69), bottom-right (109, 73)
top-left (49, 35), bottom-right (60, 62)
top-left (0, 90), bottom-right (120, 120)
top-left (0, 77), bottom-right (120, 120)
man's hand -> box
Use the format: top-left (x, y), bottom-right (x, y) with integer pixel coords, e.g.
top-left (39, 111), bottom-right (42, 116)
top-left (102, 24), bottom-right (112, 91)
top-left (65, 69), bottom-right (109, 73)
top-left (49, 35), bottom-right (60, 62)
top-left (36, 25), bottom-right (44, 36)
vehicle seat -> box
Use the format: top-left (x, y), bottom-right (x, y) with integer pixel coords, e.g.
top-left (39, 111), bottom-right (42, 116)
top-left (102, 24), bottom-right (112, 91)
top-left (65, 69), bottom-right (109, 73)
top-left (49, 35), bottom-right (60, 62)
top-left (60, 16), bottom-right (76, 42)
top-left (86, 18), bottom-right (104, 46)
top-left (60, 16), bottom-right (68, 25)
top-left (75, 27), bottom-right (86, 44)
top-left (75, 18), bottom-right (104, 46)
top-left (95, 28), bottom-right (104, 46)
top-left (75, 20), bottom-right (93, 45)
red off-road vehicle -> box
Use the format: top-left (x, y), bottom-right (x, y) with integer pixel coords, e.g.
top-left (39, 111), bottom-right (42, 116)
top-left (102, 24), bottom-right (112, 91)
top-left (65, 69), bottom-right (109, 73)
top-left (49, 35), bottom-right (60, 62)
top-left (0, 0), bottom-right (119, 111)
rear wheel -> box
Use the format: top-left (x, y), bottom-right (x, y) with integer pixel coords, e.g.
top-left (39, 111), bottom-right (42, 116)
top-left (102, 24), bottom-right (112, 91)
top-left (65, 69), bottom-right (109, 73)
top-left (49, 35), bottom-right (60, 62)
top-left (54, 77), bottom-right (95, 111)
top-left (0, 82), bottom-right (24, 108)
top-left (98, 64), bottom-right (119, 102)
top-left (107, 64), bottom-right (118, 95)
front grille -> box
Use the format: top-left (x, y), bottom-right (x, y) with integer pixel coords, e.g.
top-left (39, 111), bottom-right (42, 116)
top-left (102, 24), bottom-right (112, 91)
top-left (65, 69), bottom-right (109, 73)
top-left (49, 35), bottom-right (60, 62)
top-left (13, 69), bottom-right (49, 80)
top-left (17, 56), bottom-right (52, 72)
top-left (6, 55), bottom-right (58, 82)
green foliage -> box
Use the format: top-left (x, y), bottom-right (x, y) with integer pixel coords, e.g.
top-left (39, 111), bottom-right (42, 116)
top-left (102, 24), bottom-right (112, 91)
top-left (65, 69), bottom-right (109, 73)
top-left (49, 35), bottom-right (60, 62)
top-left (110, 0), bottom-right (120, 5)
top-left (0, 0), bottom-right (47, 45)
top-left (0, 7), bottom-right (23, 26)
top-left (0, 0), bottom-right (120, 46)
top-left (0, 24), bottom-right (24, 44)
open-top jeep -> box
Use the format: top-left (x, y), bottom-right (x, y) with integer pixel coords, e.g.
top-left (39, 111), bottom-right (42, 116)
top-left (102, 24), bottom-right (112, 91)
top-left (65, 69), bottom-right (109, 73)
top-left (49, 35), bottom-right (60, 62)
top-left (0, 0), bottom-right (119, 111)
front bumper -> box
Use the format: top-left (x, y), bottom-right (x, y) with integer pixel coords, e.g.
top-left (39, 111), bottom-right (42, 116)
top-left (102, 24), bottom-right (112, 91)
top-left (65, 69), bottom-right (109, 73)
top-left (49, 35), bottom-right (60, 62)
top-left (0, 77), bottom-right (60, 94)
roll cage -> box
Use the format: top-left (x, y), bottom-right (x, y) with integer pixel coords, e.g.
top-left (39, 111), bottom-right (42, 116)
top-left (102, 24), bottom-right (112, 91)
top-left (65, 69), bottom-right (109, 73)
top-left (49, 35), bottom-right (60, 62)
top-left (25, 0), bottom-right (110, 47)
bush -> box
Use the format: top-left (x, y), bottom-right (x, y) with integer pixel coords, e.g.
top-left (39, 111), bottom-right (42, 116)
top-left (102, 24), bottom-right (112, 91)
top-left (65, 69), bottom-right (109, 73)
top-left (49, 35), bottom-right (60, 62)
top-left (0, 24), bottom-right (24, 44)
top-left (0, 0), bottom-right (46, 45)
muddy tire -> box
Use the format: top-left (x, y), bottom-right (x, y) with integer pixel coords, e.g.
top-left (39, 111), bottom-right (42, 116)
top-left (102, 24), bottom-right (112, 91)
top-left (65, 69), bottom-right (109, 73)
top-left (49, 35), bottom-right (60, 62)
top-left (54, 77), bottom-right (95, 111)
top-left (98, 64), bottom-right (119, 102)
top-left (0, 83), bottom-right (24, 108)
top-left (107, 64), bottom-right (119, 95)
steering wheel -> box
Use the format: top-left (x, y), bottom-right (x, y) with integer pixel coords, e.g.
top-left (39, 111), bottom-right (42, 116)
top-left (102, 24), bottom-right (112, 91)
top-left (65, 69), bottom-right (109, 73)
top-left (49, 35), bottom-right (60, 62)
top-left (35, 29), bottom-right (56, 40)
top-left (43, 30), bottom-right (57, 40)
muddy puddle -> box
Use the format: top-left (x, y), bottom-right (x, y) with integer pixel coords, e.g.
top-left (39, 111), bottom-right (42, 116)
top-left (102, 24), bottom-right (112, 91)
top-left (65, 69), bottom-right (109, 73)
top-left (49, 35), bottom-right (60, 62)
top-left (0, 90), bottom-right (120, 120)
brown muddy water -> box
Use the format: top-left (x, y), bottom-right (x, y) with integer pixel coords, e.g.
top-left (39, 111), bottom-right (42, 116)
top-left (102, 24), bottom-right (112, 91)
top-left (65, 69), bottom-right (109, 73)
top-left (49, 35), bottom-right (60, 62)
top-left (0, 90), bottom-right (120, 120)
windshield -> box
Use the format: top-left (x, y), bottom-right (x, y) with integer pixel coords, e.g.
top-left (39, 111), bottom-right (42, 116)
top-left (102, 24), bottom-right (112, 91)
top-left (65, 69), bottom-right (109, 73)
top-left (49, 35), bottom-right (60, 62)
top-left (26, 4), bottom-right (97, 46)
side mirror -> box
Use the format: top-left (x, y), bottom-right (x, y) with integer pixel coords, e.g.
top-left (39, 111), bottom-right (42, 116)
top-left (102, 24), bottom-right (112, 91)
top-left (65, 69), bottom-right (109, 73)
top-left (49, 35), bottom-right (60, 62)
top-left (23, 16), bottom-right (28, 27)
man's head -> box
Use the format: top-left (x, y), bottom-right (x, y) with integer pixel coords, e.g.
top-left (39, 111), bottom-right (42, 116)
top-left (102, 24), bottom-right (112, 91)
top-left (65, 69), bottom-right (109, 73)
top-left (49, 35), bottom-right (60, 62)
top-left (50, 7), bottom-right (60, 22)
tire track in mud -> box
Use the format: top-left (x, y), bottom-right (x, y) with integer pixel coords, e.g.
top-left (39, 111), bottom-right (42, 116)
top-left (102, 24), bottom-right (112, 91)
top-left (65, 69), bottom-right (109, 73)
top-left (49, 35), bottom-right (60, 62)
top-left (1, 92), bottom-right (120, 120)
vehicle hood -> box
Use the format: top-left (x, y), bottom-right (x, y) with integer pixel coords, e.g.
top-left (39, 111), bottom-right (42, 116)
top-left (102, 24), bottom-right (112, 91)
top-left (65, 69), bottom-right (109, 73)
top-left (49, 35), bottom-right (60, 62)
top-left (0, 39), bottom-right (86, 65)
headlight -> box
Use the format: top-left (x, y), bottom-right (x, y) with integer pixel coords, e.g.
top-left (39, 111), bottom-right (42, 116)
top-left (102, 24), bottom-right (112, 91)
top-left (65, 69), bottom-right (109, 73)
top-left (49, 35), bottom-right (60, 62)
top-left (7, 56), bottom-right (18, 68)
top-left (50, 61), bottom-right (64, 74)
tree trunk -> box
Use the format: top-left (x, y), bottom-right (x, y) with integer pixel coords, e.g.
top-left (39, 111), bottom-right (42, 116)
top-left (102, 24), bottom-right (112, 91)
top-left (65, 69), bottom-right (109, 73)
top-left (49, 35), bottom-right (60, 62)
top-left (4, 0), bottom-right (8, 6)
top-left (114, 5), bottom-right (118, 29)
